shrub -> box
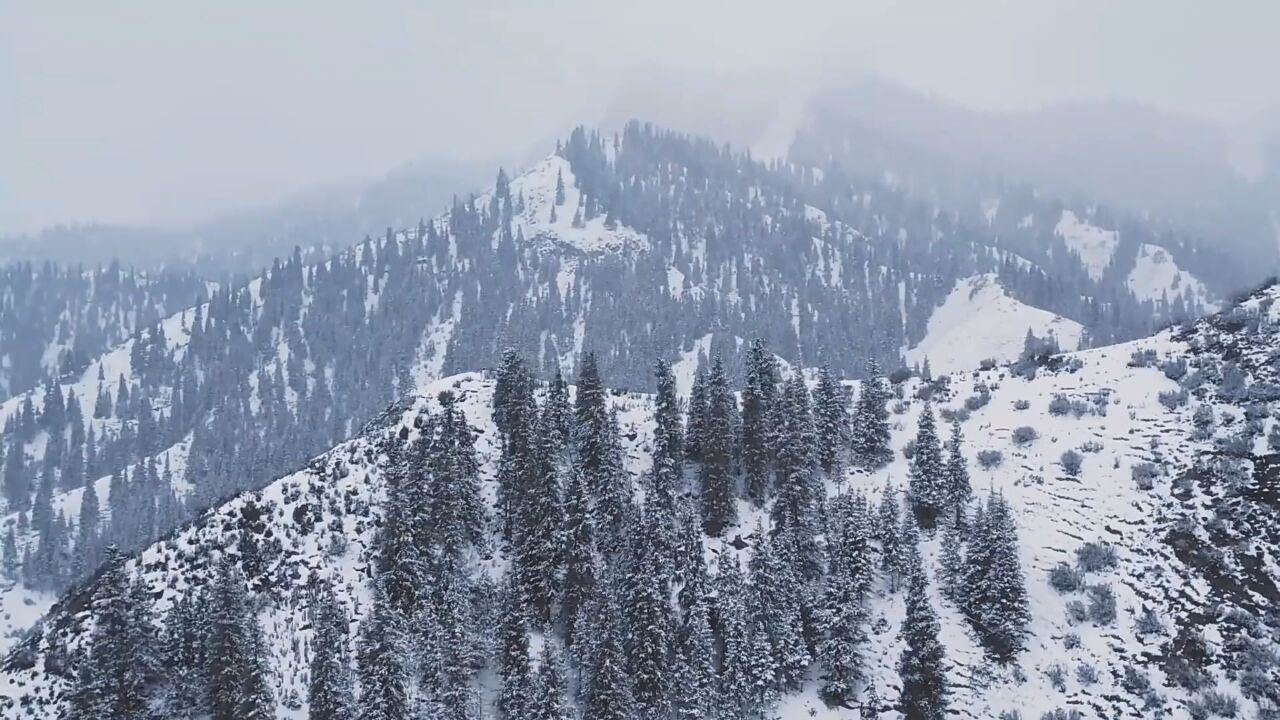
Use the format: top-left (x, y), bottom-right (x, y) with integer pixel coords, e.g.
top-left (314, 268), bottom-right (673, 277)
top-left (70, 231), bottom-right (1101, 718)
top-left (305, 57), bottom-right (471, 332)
top-left (889, 368), bottom-right (912, 384)
top-left (980, 358), bottom-right (998, 371)
top-left (1013, 398), bottom-right (1031, 411)
top-left (940, 407), bottom-right (970, 423)
top-left (1044, 664), bottom-right (1067, 692)
top-left (1132, 462), bottom-right (1159, 490)
top-left (1041, 710), bottom-right (1083, 720)
top-left (1161, 357), bottom-right (1187, 380)
top-left (1075, 542), bottom-right (1118, 572)
top-left (1076, 663), bottom-right (1099, 685)
top-left (1012, 425), bottom-right (1039, 447)
top-left (1128, 349), bottom-right (1158, 367)
top-left (1158, 388), bottom-right (1189, 410)
top-left (1049, 394), bottom-right (1073, 416)
top-left (1134, 606), bottom-right (1165, 637)
top-left (1086, 584), bottom-right (1116, 625)
top-left (1199, 690), bottom-right (1238, 718)
top-left (1062, 632), bottom-right (1080, 649)
top-left (977, 449), bottom-right (1004, 469)
top-left (965, 391), bottom-right (991, 411)
top-left (902, 439), bottom-right (917, 460)
top-left (1049, 562), bottom-right (1084, 592)
top-left (891, 400), bottom-right (908, 415)
top-left (1065, 600), bottom-right (1088, 624)
top-left (1080, 440), bottom-right (1103, 453)
top-left (1060, 449), bottom-right (1084, 477)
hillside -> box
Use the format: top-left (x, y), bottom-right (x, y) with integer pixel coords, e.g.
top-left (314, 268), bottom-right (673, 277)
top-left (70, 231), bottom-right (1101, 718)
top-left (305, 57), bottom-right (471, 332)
top-left (904, 274), bottom-right (1083, 374)
top-left (1, 279), bottom-right (1278, 718)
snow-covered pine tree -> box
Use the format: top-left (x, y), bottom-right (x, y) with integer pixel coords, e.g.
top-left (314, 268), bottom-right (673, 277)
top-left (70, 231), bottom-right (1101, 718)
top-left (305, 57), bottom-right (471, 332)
top-left (648, 358), bottom-right (684, 553)
top-left (936, 515), bottom-right (967, 605)
top-left (961, 491), bottom-right (1031, 662)
top-left (160, 586), bottom-right (210, 717)
top-left (716, 555), bottom-right (754, 720)
top-left (945, 420), bottom-right (972, 513)
top-left (684, 367), bottom-right (709, 463)
top-left (896, 526), bottom-right (949, 720)
top-left (622, 508), bottom-right (673, 717)
top-left (699, 356), bottom-right (737, 535)
top-left (908, 400), bottom-right (948, 528)
top-left (852, 359), bottom-right (893, 469)
top-left (584, 576), bottom-right (635, 720)
top-left (741, 338), bottom-right (780, 505)
top-left (558, 466), bottom-right (597, 643)
top-left (77, 547), bottom-right (157, 720)
top-left (497, 572), bottom-right (533, 720)
top-left (308, 582), bottom-right (355, 720)
top-left (816, 492), bottom-right (873, 705)
top-left (356, 582), bottom-right (410, 720)
top-left (877, 482), bottom-right (902, 591)
top-left (530, 640), bottom-right (573, 720)
top-left (514, 406), bottom-right (564, 626)
top-left (749, 525), bottom-right (810, 690)
top-left (672, 575), bottom-right (717, 720)
top-left (813, 363), bottom-right (850, 477)
top-left (653, 357), bottom-right (684, 471)
top-left (772, 370), bottom-right (822, 577)
top-left (207, 557), bottom-right (275, 720)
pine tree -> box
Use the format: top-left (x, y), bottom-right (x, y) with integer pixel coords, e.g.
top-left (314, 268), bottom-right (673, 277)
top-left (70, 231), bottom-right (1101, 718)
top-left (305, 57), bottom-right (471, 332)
top-left (672, 582), bottom-right (716, 720)
top-left (647, 358), bottom-right (683, 556)
top-left (961, 492), bottom-right (1031, 662)
top-left (356, 584), bottom-right (409, 720)
top-left (622, 509), bottom-right (673, 717)
top-left (749, 527), bottom-right (810, 690)
top-left (813, 364), bottom-right (849, 477)
top-left (816, 493), bottom-right (873, 705)
top-left (877, 483), bottom-right (902, 591)
top-left (684, 368), bottom-right (709, 463)
top-left (936, 515), bottom-right (966, 605)
top-left (207, 557), bottom-right (273, 720)
top-left (558, 467), bottom-right (596, 643)
top-left (699, 357), bottom-right (737, 535)
top-left (715, 556), bottom-right (752, 720)
top-left (908, 400), bottom-right (947, 528)
top-left (896, 529), bottom-right (949, 720)
top-left (161, 588), bottom-right (209, 718)
top-left (584, 578), bottom-right (634, 720)
top-left (772, 371), bottom-right (822, 577)
top-left (82, 547), bottom-right (156, 720)
top-left (309, 583), bottom-right (355, 720)
top-left (852, 360), bottom-right (893, 469)
top-left (496, 573), bottom-right (533, 720)
top-left (741, 339), bottom-right (779, 505)
top-left (944, 420), bottom-right (971, 512)
top-left (530, 641), bottom-right (572, 720)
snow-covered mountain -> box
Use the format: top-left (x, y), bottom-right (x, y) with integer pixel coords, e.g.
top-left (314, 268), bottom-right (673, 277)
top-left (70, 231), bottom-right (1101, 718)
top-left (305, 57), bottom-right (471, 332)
top-left (4, 278), bottom-right (1279, 718)
top-left (1, 121), bottom-right (1276, 720)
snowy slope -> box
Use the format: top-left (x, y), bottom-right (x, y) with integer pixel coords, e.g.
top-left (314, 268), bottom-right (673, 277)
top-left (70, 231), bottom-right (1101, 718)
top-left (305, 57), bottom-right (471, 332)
top-left (502, 155), bottom-right (647, 255)
top-left (1055, 210), bottom-right (1118, 281)
top-left (6, 283), bottom-right (1280, 718)
top-left (905, 274), bottom-right (1083, 374)
top-left (1128, 242), bottom-right (1217, 311)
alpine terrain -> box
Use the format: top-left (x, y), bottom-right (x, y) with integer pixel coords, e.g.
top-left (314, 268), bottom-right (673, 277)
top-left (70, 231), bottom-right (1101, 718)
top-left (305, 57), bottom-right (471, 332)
top-left (0, 121), bottom-right (1276, 720)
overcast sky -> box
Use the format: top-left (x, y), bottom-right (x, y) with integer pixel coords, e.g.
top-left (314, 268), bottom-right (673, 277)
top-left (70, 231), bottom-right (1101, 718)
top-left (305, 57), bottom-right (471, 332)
top-left (2, 0), bottom-right (1276, 235)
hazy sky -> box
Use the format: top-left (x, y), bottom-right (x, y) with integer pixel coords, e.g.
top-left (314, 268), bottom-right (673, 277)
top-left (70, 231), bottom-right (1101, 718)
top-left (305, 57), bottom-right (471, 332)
top-left (3, 0), bottom-right (1276, 235)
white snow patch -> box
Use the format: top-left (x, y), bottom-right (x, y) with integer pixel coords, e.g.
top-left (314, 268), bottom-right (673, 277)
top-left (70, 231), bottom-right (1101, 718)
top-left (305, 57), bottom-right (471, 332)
top-left (1127, 243), bottom-right (1216, 311)
top-left (905, 274), bottom-right (1083, 374)
top-left (1055, 210), bottom-right (1118, 281)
